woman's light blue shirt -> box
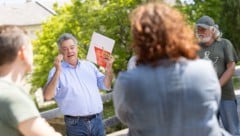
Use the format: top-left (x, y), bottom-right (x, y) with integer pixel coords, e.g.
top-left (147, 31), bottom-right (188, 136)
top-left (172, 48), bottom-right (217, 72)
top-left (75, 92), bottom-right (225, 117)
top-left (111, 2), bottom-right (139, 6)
top-left (113, 59), bottom-right (230, 136)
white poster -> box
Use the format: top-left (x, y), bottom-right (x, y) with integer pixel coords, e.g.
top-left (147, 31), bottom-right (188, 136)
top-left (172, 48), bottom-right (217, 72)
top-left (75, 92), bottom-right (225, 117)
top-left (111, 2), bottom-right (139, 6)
top-left (86, 32), bottom-right (115, 67)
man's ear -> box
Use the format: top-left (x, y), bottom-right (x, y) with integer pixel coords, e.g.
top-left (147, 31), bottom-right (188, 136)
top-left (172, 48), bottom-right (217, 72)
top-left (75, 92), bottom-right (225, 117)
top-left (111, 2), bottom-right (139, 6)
top-left (210, 26), bottom-right (215, 32)
top-left (18, 46), bottom-right (26, 61)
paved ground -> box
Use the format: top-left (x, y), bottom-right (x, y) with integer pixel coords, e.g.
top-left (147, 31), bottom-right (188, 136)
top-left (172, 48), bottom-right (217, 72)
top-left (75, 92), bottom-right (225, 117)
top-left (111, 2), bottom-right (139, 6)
top-left (107, 128), bottom-right (128, 136)
top-left (235, 66), bottom-right (240, 77)
top-left (236, 90), bottom-right (240, 119)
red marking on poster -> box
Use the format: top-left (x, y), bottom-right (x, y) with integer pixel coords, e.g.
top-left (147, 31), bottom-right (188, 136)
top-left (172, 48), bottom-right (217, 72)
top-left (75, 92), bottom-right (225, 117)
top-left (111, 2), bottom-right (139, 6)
top-left (94, 46), bottom-right (110, 67)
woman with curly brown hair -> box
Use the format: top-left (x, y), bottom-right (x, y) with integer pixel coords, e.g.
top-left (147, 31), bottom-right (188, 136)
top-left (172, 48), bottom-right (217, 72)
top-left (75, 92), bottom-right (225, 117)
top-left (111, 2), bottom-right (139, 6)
top-left (113, 2), bottom-right (230, 136)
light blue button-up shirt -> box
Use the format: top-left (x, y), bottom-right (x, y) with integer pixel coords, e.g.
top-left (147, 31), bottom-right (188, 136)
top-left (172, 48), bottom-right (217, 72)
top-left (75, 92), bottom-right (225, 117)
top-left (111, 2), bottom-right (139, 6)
top-left (47, 60), bottom-right (108, 116)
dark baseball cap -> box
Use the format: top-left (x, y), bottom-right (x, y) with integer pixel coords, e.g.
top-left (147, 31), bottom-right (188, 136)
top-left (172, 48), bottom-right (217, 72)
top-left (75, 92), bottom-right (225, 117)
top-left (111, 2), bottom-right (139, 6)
top-left (196, 16), bottom-right (215, 29)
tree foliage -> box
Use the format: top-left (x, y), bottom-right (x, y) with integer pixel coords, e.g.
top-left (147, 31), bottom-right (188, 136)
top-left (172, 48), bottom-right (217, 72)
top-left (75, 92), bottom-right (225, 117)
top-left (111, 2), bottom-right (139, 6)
top-left (176, 0), bottom-right (222, 26)
top-left (31, 0), bottom-right (148, 91)
top-left (219, 0), bottom-right (240, 54)
top-left (31, 0), bottom-right (240, 92)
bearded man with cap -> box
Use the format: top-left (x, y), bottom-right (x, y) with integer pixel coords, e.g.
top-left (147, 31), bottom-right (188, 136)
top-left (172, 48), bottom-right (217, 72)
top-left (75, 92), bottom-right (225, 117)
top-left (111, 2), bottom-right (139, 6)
top-left (196, 15), bottom-right (240, 135)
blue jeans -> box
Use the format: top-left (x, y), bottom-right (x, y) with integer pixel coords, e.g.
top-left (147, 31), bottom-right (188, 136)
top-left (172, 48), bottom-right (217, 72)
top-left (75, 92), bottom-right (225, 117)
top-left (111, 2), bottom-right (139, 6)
top-left (64, 114), bottom-right (105, 136)
top-left (218, 100), bottom-right (240, 135)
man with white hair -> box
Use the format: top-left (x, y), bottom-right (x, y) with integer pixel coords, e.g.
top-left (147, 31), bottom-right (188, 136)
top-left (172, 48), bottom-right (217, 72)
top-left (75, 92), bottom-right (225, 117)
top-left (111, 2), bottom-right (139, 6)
top-left (196, 15), bottom-right (240, 135)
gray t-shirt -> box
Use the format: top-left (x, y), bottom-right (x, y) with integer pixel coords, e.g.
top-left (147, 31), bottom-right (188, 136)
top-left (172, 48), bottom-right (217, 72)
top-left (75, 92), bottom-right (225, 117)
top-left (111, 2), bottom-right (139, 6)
top-left (198, 38), bottom-right (237, 100)
top-left (0, 79), bottom-right (40, 136)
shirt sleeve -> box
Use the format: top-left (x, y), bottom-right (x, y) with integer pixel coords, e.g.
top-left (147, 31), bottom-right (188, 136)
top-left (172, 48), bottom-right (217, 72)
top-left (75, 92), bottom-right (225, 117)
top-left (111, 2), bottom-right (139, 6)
top-left (223, 39), bottom-right (236, 63)
top-left (47, 67), bottom-right (56, 83)
top-left (47, 67), bottom-right (60, 96)
top-left (89, 62), bottom-right (109, 90)
top-left (113, 72), bottom-right (130, 124)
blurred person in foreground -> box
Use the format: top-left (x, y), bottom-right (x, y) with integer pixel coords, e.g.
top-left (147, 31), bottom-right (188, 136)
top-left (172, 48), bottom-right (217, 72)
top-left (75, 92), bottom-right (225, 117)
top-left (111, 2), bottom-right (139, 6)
top-left (196, 15), bottom-right (240, 135)
top-left (0, 25), bottom-right (61, 136)
top-left (43, 33), bottom-right (114, 136)
top-left (113, 2), bottom-right (230, 136)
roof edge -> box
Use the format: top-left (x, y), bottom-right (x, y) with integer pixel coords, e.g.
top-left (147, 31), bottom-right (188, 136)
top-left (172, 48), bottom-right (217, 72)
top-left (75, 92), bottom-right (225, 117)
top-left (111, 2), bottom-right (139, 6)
top-left (35, 1), bottom-right (57, 16)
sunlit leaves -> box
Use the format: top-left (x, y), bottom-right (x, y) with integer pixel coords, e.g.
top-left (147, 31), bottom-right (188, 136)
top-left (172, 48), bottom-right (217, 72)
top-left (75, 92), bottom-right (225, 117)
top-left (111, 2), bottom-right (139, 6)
top-left (31, 0), bottom-right (143, 90)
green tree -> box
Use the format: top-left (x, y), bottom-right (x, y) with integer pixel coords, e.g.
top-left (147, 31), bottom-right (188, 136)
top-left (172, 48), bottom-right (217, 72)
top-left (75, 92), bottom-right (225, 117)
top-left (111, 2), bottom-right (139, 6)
top-left (176, 0), bottom-right (222, 26)
top-left (31, 0), bottom-right (147, 91)
top-left (219, 0), bottom-right (240, 55)
top-left (34, 0), bottom-right (233, 92)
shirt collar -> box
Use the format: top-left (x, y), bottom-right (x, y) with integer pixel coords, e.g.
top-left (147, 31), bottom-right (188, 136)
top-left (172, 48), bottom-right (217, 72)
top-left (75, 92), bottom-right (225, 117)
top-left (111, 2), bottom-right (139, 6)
top-left (62, 60), bottom-right (80, 68)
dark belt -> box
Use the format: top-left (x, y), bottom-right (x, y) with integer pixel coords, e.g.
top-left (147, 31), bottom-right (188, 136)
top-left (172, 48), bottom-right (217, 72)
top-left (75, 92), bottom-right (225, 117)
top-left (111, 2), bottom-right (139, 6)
top-left (64, 113), bottom-right (99, 120)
